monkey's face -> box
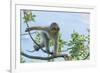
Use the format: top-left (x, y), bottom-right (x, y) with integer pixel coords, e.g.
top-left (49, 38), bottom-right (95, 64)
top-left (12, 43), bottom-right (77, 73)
top-left (50, 22), bottom-right (60, 33)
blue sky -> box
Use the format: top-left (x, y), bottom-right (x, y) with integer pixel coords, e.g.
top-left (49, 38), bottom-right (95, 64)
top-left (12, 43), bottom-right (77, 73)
top-left (20, 10), bottom-right (90, 63)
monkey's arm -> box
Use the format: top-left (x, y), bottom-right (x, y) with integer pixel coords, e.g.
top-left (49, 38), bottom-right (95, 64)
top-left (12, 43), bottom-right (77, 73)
top-left (25, 26), bottom-right (48, 32)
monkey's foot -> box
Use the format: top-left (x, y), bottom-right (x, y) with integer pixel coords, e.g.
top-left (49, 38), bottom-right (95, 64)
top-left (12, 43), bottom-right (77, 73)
top-left (52, 53), bottom-right (57, 56)
top-left (33, 45), bottom-right (40, 51)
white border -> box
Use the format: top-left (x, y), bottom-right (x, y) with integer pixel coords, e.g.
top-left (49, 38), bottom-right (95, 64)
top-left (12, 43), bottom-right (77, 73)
top-left (11, 3), bottom-right (96, 73)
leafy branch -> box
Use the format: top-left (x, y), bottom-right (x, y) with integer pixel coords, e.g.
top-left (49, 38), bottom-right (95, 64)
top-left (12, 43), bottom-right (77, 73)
top-left (67, 31), bottom-right (90, 60)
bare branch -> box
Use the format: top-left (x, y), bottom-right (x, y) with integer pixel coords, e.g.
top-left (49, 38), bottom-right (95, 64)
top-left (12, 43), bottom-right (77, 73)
top-left (21, 52), bottom-right (69, 60)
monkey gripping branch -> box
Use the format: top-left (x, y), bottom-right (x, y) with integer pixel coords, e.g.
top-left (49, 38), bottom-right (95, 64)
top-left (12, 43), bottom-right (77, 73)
top-left (21, 10), bottom-right (70, 61)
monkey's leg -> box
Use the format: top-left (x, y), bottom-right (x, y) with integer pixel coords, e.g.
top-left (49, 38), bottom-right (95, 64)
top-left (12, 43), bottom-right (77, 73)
top-left (53, 35), bottom-right (58, 56)
top-left (42, 32), bottom-right (50, 53)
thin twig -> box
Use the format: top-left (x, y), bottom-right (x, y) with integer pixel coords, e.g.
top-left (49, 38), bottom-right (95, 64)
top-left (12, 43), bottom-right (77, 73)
top-left (21, 32), bottom-right (36, 36)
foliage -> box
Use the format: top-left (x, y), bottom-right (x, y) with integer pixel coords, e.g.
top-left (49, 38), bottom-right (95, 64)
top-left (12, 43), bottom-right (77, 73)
top-left (67, 31), bottom-right (89, 60)
top-left (34, 32), bottom-right (41, 43)
top-left (23, 10), bottom-right (36, 23)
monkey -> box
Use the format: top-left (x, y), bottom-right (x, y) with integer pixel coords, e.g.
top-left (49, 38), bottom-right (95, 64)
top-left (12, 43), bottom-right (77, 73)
top-left (25, 22), bottom-right (60, 56)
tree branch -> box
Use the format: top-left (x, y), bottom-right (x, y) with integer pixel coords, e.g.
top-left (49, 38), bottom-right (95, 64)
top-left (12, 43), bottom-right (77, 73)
top-left (21, 52), bottom-right (69, 60)
top-left (82, 52), bottom-right (90, 60)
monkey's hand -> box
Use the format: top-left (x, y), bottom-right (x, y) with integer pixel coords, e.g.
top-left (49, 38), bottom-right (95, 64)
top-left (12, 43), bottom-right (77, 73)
top-left (25, 28), bottom-right (30, 32)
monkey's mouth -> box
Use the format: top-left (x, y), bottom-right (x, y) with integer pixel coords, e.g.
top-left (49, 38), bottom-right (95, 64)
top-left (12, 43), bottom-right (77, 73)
top-left (51, 28), bottom-right (59, 31)
top-left (51, 31), bottom-right (58, 34)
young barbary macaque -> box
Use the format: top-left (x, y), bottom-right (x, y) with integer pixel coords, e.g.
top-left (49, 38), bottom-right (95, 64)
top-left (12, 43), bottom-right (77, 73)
top-left (25, 22), bottom-right (60, 55)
